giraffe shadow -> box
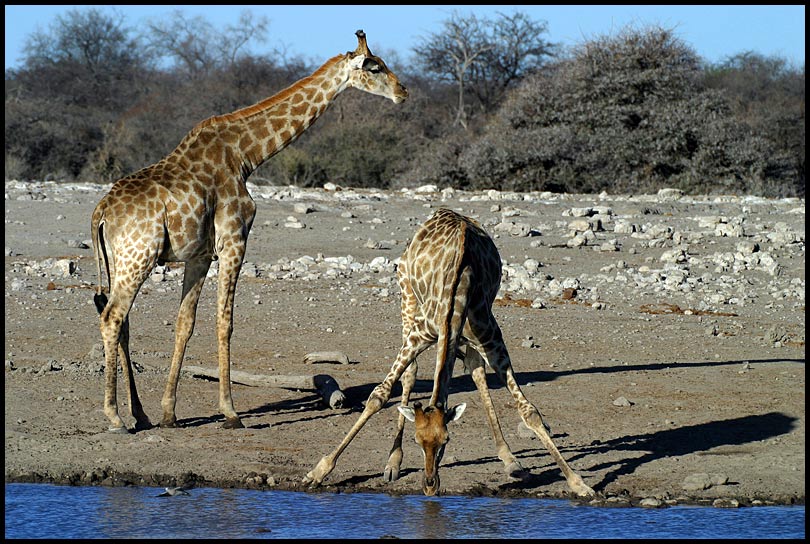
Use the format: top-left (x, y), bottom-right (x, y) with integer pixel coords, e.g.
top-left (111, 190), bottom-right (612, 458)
top-left (334, 358), bottom-right (800, 493)
top-left (342, 358), bottom-right (803, 402)
top-left (175, 393), bottom-right (347, 429)
top-left (450, 357), bottom-right (806, 394)
top-left (497, 411), bottom-right (798, 493)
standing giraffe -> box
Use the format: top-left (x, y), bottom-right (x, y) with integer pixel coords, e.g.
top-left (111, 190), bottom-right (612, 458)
top-left (304, 208), bottom-right (595, 497)
top-left (91, 30), bottom-right (408, 433)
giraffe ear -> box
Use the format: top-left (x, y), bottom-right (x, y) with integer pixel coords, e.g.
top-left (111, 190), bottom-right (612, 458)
top-left (398, 405), bottom-right (416, 422)
top-left (362, 58), bottom-right (382, 73)
top-left (445, 403), bottom-right (466, 423)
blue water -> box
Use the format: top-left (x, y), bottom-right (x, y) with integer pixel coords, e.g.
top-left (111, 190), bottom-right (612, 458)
top-left (4, 483), bottom-right (804, 539)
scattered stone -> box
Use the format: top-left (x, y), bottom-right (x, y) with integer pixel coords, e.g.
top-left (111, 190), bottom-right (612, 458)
top-left (51, 259), bottom-right (77, 277)
top-left (561, 288), bottom-right (577, 300)
top-left (66, 239), bottom-right (90, 249)
top-left (639, 497), bottom-right (663, 508)
top-left (494, 220), bottom-right (533, 237)
top-left (303, 351), bottom-right (351, 365)
top-left (682, 473), bottom-right (728, 491)
top-left (657, 188), bottom-right (684, 201)
top-left (10, 278), bottom-right (27, 291)
top-left (530, 298), bottom-right (546, 309)
top-left (598, 239), bottom-right (620, 252)
top-left (87, 343), bottom-right (105, 360)
top-left (293, 203), bottom-right (314, 214)
top-left (712, 498), bottom-right (740, 508)
top-left (612, 396), bottom-right (633, 407)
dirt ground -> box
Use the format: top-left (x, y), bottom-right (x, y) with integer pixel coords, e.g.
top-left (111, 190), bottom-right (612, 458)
top-left (4, 180), bottom-right (805, 507)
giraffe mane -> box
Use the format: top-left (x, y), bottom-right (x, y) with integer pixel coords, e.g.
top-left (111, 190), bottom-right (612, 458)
top-left (191, 53), bottom-right (351, 133)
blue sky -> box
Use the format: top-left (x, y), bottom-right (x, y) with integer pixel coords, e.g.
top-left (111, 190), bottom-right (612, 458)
top-left (4, 4), bottom-right (806, 70)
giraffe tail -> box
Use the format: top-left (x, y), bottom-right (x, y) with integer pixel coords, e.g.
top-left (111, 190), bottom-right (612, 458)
top-left (91, 206), bottom-right (110, 315)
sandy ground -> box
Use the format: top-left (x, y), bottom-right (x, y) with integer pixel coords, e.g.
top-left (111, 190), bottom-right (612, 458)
top-left (4, 180), bottom-right (805, 507)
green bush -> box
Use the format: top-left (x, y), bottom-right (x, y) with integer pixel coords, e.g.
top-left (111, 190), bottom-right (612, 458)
top-left (403, 25), bottom-right (802, 196)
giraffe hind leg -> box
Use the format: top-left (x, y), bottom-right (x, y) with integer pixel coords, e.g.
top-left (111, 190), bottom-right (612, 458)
top-left (118, 315), bottom-right (153, 431)
top-left (384, 260), bottom-right (421, 482)
top-left (96, 223), bottom-right (162, 434)
top-left (98, 291), bottom-right (137, 433)
top-left (468, 310), bottom-right (595, 497)
top-left (463, 346), bottom-right (528, 479)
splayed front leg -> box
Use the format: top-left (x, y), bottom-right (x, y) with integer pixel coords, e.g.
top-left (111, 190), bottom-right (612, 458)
top-left (303, 455), bottom-right (338, 487)
top-left (383, 362), bottom-right (418, 482)
top-left (304, 385), bottom-right (391, 487)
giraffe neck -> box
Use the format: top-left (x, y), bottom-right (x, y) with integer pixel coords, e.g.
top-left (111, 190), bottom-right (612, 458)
top-left (174, 54), bottom-right (353, 181)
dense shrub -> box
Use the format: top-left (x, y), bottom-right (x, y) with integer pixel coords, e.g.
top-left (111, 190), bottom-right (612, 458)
top-left (414, 25), bottom-right (800, 196)
top-left (704, 52), bottom-right (805, 197)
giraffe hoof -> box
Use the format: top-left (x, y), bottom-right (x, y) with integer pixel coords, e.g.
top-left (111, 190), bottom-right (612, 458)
top-left (222, 417), bottom-right (245, 429)
top-left (504, 462), bottom-right (529, 480)
top-left (575, 486), bottom-right (596, 498)
top-left (134, 420), bottom-right (154, 432)
top-left (571, 480), bottom-right (596, 497)
top-left (107, 426), bottom-right (131, 434)
top-left (383, 465), bottom-right (400, 482)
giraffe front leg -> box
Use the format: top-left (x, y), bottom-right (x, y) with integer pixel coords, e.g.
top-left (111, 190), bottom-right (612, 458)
top-left (383, 361), bottom-right (418, 482)
top-left (215, 246), bottom-right (245, 429)
top-left (304, 381), bottom-right (393, 487)
top-left (519, 407), bottom-right (595, 497)
top-left (506, 374), bottom-right (595, 497)
top-left (383, 267), bottom-right (421, 483)
top-left (160, 259), bottom-right (209, 428)
top-left (305, 328), bottom-right (432, 487)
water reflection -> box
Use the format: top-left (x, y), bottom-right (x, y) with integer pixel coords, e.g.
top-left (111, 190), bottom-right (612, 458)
top-left (4, 484), bottom-right (805, 539)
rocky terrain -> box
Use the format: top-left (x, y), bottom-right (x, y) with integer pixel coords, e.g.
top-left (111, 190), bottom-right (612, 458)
top-left (4, 179), bottom-right (805, 507)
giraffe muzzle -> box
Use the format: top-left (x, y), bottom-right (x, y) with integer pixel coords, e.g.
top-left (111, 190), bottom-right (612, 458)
top-left (393, 88), bottom-right (408, 104)
top-left (422, 472), bottom-right (440, 496)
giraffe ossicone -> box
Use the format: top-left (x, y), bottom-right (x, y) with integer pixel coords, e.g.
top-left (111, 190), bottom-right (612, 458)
top-left (90, 30), bottom-right (407, 433)
top-left (303, 208), bottom-right (596, 497)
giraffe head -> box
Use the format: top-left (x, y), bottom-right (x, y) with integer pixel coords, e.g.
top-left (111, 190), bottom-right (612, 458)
top-left (398, 401), bottom-right (467, 496)
top-left (346, 29), bottom-right (408, 104)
